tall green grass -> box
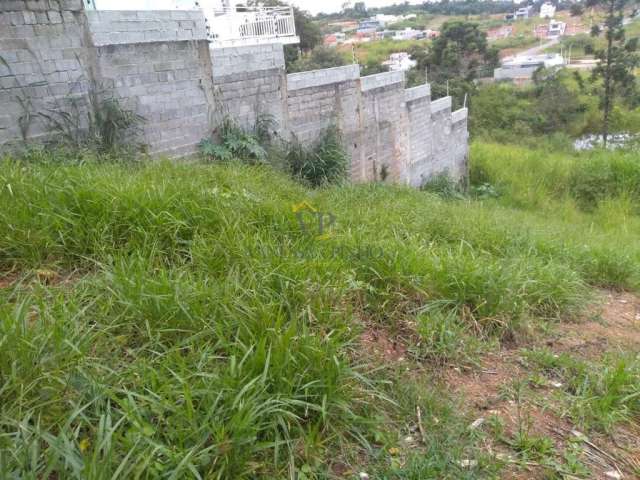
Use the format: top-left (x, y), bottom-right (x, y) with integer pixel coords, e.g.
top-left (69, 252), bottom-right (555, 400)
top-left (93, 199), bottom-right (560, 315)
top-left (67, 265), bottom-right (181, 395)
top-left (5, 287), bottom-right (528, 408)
top-left (0, 144), bottom-right (639, 477)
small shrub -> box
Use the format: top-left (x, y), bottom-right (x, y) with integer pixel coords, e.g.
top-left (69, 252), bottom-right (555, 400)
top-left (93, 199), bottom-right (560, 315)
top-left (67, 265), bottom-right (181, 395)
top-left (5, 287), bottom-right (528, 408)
top-left (470, 182), bottom-right (500, 199)
top-left (199, 117), bottom-right (267, 164)
top-left (285, 126), bottom-right (348, 187)
top-left (421, 172), bottom-right (466, 199)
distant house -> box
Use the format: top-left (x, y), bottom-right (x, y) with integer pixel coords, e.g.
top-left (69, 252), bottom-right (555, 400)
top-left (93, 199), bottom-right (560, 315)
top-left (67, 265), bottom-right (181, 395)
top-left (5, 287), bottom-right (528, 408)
top-left (383, 52), bottom-right (417, 71)
top-left (494, 53), bottom-right (565, 84)
top-left (539, 2), bottom-right (556, 18)
top-left (323, 32), bottom-right (345, 46)
top-left (548, 20), bottom-right (566, 37)
top-left (515, 6), bottom-right (531, 19)
top-left (392, 28), bottom-right (425, 40)
top-left (357, 19), bottom-right (381, 35)
top-left (324, 34), bottom-right (337, 47)
top-left (373, 14), bottom-right (399, 27)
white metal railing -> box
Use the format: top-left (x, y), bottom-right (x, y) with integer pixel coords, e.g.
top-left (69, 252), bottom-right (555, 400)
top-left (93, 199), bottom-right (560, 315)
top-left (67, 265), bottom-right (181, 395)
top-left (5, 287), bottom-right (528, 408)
top-left (204, 6), bottom-right (298, 46)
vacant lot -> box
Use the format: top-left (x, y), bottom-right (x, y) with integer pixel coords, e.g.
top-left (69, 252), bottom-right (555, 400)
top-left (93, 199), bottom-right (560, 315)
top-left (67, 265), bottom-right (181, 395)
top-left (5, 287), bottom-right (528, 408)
top-left (1, 143), bottom-right (639, 478)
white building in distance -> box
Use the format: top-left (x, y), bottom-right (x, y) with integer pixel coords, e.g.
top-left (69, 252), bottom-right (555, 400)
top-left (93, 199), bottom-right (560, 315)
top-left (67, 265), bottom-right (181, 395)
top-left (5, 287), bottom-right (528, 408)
top-left (540, 2), bottom-right (556, 18)
top-left (383, 52), bottom-right (417, 71)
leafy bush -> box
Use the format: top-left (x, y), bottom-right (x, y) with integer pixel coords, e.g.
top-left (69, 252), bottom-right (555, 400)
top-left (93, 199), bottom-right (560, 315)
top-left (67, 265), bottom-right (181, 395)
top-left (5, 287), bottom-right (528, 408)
top-left (569, 155), bottom-right (640, 209)
top-left (199, 117), bottom-right (267, 164)
top-left (287, 46), bottom-right (349, 73)
top-left (421, 172), bottom-right (466, 199)
top-left (285, 126), bottom-right (348, 187)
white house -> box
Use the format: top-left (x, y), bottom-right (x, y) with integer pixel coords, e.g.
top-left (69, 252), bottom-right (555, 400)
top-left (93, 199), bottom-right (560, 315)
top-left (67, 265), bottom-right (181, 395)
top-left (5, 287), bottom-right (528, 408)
top-left (393, 28), bottom-right (424, 41)
top-left (82, 0), bottom-right (299, 47)
top-left (383, 52), bottom-right (417, 72)
top-left (548, 20), bottom-right (566, 37)
top-left (540, 2), bottom-right (556, 18)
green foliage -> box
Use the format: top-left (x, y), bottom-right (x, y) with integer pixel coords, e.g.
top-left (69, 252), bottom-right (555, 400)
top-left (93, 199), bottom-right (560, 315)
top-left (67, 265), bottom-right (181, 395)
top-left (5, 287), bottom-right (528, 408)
top-left (588, 0), bottom-right (640, 145)
top-left (470, 69), bottom-right (639, 143)
top-left (420, 172), bottom-right (466, 199)
top-left (287, 46), bottom-right (349, 73)
top-left (532, 69), bottom-right (586, 134)
top-left (284, 126), bottom-right (348, 187)
top-left (570, 3), bottom-right (585, 16)
top-left (2, 142), bottom-right (640, 476)
top-left (39, 95), bottom-right (145, 155)
top-left (471, 141), bottom-right (640, 213)
top-left (199, 117), bottom-right (267, 164)
top-left (408, 21), bottom-right (498, 102)
top-left (427, 21), bottom-right (499, 81)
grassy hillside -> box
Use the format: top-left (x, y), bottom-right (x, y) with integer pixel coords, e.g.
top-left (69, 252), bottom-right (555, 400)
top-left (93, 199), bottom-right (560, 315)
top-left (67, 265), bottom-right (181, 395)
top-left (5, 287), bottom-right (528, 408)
top-left (1, 144), bottom-right (639, 478)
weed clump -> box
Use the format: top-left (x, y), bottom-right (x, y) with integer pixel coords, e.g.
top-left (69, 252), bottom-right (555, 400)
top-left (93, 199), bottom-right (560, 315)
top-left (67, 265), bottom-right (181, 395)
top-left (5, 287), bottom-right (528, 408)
top-left (284, 126), bottom-right (348, 187)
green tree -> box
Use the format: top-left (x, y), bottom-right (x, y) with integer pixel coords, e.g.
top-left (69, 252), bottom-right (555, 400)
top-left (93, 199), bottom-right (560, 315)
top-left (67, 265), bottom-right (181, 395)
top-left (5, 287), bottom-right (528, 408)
top-left (532, 68), bottom-right (585, 134)
top-left (408, 21), bottom-right (498, 105)
top-left (293, 7), bottom-right (322, 52)
top-left (588, 0), bottom-right (639, 146)
top-left (252, 1), bottom-right (322, 68)
top-left (427, 21), bottom-right (498, 81)
top-left (287, 46), bottom-right (349, 73)
top-left (570, 4), bottom-right (584, 16)
top-left (354, 1), bottom-right (367, 15)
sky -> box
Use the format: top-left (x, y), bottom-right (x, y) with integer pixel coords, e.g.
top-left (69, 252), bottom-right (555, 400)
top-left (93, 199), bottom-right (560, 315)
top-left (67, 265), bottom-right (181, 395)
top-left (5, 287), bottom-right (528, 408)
top-left (289, 0), bottom-right (421, 15)
top-left (93, 0), bottom-right (415, 17)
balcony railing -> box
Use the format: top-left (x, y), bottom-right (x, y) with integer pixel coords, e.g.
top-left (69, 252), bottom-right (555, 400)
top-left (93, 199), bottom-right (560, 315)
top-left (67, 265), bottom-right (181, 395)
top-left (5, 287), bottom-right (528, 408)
top-left (204, 6), bottom-right (299, 47)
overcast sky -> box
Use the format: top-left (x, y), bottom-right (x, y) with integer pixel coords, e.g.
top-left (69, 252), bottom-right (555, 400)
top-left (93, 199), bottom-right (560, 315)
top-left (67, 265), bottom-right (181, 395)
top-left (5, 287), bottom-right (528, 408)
top-left (94, 0), bottom-right (414, 17)
top-left (289, 0), bottom-right (419, 15)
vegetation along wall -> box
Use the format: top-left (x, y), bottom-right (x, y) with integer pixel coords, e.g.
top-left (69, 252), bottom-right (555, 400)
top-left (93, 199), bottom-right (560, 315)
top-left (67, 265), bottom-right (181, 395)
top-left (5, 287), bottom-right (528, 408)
top-left (0, 1), bottom-right (469, 185)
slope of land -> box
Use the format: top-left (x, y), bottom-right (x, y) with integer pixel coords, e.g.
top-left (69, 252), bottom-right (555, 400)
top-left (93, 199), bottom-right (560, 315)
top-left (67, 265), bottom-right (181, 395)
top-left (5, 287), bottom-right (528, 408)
top-left (1, 143), bottom-right (639, 478)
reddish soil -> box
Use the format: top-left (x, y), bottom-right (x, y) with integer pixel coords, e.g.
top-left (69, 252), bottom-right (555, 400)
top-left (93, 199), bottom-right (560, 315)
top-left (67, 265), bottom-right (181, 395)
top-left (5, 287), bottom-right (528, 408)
top-left (357, 290), bottom-right (640, 478)
top-left (445, 290), bottom-right (640, 479)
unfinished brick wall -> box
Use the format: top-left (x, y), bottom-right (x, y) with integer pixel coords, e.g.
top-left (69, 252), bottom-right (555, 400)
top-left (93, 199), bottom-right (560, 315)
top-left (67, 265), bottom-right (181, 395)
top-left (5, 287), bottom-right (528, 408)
top-left (286, 66), bottom-right (468, 185)
top-left (0, 0), bottom-right (92, 146)
top-left (405, 84), bottom-right (432, 187)
top-left (0, 5), bottom-right (469, 183)
top-left (86, 10), bottom-right (212, 156)
top-left (209, 44), bottom-right (287, 134)
top-left (360, 71), bottom-right (408, 183)
top-left (286, 64), bottom-right (363, 179)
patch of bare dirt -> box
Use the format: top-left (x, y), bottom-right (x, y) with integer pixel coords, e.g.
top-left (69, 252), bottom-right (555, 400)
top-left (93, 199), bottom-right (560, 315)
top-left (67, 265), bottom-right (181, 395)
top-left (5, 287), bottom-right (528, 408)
top-left (0, 271), bottom-right (20, 289)
top-left (0, 269), bottom-right (84, 290)
top-left (444, 290), bottom-right (640, 479)
top-left (549, 290), bottom-right (640, 358)
top-left (360, 328), bottom-right (408, 362)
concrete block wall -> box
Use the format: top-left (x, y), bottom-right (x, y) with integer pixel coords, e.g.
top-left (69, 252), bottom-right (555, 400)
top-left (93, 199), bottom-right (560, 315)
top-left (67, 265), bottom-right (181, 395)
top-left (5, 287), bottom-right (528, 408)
top-left (449, 108), bottom-right (469, 180)
top-left (0, 6), bottom-right (469, 182)
top-left (86, 9), bottom-right (212, 156)
top-left (0, 5), bottom-right (212, 156)
top-left (405, 84), bottom-right (433, 187)
top-left (360, 71), bottom-right (407, 183)
top-left (428, 96), bottom-right (455, 177)
top-left (0, 0), bottom-right (91, 146)
top-left (85, 10), bottom-right (207, 46)
top-left (286, 63), bottom-right (468, 185)
top-left (209, 43), bottom-right (287, 134)
top-left (286, 64), bottom-right (362, 179)
top-left (94, 41), bottom-right (212, 156)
